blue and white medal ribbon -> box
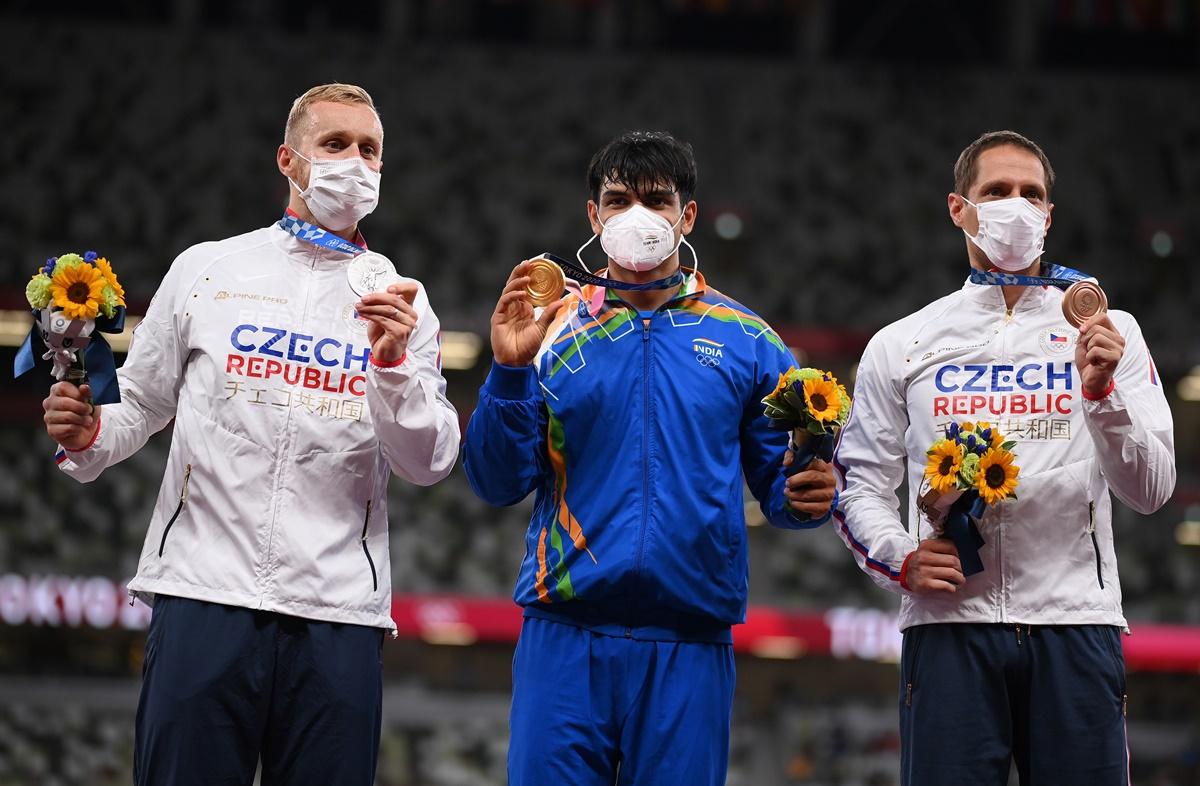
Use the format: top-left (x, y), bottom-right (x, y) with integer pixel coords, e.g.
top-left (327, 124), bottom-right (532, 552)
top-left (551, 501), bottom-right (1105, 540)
top-left (968, 262), bottom-right (1093, 289)
top-left (970, 263), bottom-right (1108, 327)
top-left (278, 215), bottom-right (365, 255)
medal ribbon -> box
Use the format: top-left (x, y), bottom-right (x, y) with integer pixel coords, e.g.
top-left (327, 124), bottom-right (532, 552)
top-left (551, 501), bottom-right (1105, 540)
top-left (278, 215), bottom-right (365, 255)
top-left (969, 262), bottom-right (1094, 290)
top-left (541, 252), bottom-right (685, 293)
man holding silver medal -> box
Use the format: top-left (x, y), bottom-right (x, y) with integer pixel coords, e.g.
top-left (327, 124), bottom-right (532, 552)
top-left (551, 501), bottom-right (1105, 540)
top-left (463, 131), bottom-right (837, 785)
top-left (41, 83), bottom-right (459, 785)
top-left (833, 130), bottom-right (1175, 784)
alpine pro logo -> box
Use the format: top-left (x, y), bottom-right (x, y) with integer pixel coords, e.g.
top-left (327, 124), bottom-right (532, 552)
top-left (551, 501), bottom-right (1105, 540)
top-left (694, 337), bottom-right (724, 368)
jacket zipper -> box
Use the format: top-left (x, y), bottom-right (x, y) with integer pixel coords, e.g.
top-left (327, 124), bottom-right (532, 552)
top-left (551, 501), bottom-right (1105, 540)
top-left (1088, 500), bottom-right (1104, 589)
top-left (996, 312), bottom-right (1010, 621)
top-left (362, 500), bottom-right (378, 593)
top-left (628, 317), bottom-right (653, 638)
top-left (157, 464), bottom-right (192, 557)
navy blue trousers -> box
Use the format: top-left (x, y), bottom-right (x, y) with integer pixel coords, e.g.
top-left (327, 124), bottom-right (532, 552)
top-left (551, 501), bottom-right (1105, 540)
top-left (134, 595), bottom-right (384, 786)
top-left (900, 623), bottom-right (1128, 786)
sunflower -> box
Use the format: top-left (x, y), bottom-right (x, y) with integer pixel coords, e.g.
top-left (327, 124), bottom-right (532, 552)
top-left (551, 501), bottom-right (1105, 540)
top-left (94, 257), bottom-right (125, 307)
top-left (50, 263), bottom-right (105, 320)
top-left (976, 448), bottom-right (1019, 505)
top-left (924, 439), bottom-right (964, 493)
top-left (802, 376), bottom-right (842, 423)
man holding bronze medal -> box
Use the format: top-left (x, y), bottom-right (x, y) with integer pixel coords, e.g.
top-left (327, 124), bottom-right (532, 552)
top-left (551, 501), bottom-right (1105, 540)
top-left (41, 83), bottom-right (459, 785)
top-left (833, 130), bottom-right (1175, 784)
top-left (463, 131), bottom-right (837, 785)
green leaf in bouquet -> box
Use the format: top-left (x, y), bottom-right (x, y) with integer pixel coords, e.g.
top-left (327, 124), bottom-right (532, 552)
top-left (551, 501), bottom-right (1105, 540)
top-left (1000, 441), bottom-right (1017, 452)
top-left (806, 419), bottom-right (826, 436)
top-left (782, 389), bottom-right (805, 412)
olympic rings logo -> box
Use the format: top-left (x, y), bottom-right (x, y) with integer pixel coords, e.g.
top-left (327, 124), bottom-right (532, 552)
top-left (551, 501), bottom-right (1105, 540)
top-left (695, 353), bottom-right (721, 368)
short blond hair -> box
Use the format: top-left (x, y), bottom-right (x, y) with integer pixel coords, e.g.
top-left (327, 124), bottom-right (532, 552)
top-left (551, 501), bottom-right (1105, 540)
top-left (285, 83), bottom-right (380, 146)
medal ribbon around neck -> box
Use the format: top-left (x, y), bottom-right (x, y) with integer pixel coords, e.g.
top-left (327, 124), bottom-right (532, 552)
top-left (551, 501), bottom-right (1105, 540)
top-left (541, 252), bottom-right (685, 293)
top-left (969, 262), bottom-right (1093, 290)
top-left (278, 214), bottom-right (365, 255)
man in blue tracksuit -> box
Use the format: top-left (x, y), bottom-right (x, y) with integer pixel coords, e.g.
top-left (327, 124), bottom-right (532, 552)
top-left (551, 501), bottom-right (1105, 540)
top-left (463, 131), bottom-right (837, 785)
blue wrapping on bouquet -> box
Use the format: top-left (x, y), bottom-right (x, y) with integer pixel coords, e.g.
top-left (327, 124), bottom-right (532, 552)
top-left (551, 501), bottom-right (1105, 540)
top-left (13, 306), bottom-right (126, 405)
top-left (783, 430), bottom-right (837, 522)
top-left (943, 490), bottom-right (988, 576)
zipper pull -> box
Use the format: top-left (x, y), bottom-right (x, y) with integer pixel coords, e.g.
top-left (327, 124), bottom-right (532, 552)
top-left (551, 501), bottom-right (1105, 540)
top-left (362, 500), bottom-right (372, 541)
top-left (1015, 624), bottom-right (1023, 646)
top-left (1088, 500), bottom-right (1096, 533)
top-left (179, 464), bottom-right (192, 504)
top-left (905, 683), bottom-right (913, 707)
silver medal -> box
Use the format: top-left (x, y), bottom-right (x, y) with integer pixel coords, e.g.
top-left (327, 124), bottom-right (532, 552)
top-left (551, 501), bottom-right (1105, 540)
top-left (347, 251), bottom-right (401, 296)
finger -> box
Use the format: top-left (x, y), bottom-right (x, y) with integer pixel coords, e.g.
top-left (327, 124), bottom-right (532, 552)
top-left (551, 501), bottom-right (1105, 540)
top-left (1085, 346), bottom-right (1121, 367)
top-left (387, 282), bottom-right (419, 305)
top-left (44, 409), bottom-right (94, 427)
top-left (46, 395), bottom-right (94, 417)
top-left (919, 538), bottom-right (961, 556)
top-left (496, 290), bottom-right (534, 315)
top-left (916, 579), bottom-right (960, 594)
top-left (922, 566), bottom-right (966, 585)
top-left (786, 469), bottom-right (832, 489)
top-left (915, 552), bottom-right (963, 572)
top-left (807, 458), bottom-right (830, 473)
top-left (786, 489), bottom-right (836, 506)
top-left (789, 500), bottom-right (833, 517)
top-left (501, 275), bottom-right (533, 296)
top-left (359, 313), bottom-right (416, 331)
top-left (49, 381), bottom-right (86, 401)
top-left (781, 450), bottom-right (795, 468)
top-left (535, 299), bottom-right (567, 331)
top-left (505, 260), bottom-right (532, 284)
top-left (355, 303), bottom-right (417, 322)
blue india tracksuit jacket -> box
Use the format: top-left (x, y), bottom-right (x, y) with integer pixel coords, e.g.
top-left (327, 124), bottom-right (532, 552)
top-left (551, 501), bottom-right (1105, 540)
top-left (463, 272), bottom-right (831, 643)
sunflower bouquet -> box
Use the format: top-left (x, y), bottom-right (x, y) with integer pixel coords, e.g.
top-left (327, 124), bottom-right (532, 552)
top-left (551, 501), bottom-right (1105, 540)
top-left (917, 421), bottom-right (1020, 576)
top-left (14, 251), bottom-right (127, 404)
top-left (762, 367), bottom-right (852, 519)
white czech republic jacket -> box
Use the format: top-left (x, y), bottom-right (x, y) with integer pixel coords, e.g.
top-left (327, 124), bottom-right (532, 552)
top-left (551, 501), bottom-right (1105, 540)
top-left (833, 276), bottom-right (1175, 631)
top-left (55, 223), bottom-right (461, 631)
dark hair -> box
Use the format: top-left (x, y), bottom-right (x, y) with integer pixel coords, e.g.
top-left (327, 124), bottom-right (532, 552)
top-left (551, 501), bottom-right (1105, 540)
top-left (586, 131), bottom-right (698, 204)
top-left (953, 130), bottom-right (1056, 198)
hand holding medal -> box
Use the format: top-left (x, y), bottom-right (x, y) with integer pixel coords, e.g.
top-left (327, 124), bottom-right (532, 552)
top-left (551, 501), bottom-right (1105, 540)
top-left (490, 260), bottom-right (569, 367)
top-left (348, 253), bottom-right (418, 366)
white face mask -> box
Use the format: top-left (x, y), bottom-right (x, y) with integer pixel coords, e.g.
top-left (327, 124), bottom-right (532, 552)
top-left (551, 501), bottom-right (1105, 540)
top-left (962, 196), bottom-right (1047, 272)
top-left (289, 149), bottom-right (381, 232)
top-left (598, 204), bottom-right (685, 272)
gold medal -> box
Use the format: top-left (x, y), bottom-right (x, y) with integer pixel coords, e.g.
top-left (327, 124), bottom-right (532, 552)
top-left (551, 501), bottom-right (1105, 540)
top-left (1061, 280), bottom-right (1108, 328)
top-left (525, 257), bottom-right (565, 307)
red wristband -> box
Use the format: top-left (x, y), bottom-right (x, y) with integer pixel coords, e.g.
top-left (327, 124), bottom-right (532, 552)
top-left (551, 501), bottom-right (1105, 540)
top-left (899, 551), bottom-right (915, 591)
top-left (369, 352), bottom-right (406, 369)
top-left (1081, 378), bottom-right (1115, 401)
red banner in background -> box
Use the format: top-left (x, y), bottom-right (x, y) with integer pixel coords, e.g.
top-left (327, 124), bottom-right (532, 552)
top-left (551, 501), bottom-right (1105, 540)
top-left (1, 577), bottom-right (1195, 673)
top-left (393, 593), bottom-right (1200, 673)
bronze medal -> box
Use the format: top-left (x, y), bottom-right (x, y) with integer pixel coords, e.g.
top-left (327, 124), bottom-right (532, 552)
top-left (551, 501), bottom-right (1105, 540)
top-left (525, 257), bottom-right (565, 307)
top-left (1061, 280), bottom-right (1108, 328)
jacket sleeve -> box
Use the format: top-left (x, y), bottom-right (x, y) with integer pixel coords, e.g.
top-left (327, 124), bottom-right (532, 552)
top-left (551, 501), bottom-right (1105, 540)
top-left (462, 359), bottom-right (549, 507)
top-left (741, 334), bottom-right (834, 531)
top-left (55, 251), bottom-right (195, 483)
top-left (831, 333), bottom-right (916, 594)
top-left (1080, 314), bottom-right (1176, 514)
top-left (365, 283), bottom-right (461, 487)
